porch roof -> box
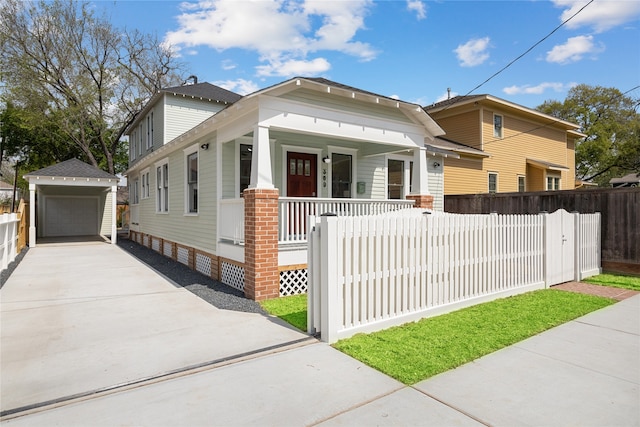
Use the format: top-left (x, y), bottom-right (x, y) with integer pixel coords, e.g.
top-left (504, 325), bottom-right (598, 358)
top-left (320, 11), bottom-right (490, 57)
top-left (526, 158), bottom-right (570, 171)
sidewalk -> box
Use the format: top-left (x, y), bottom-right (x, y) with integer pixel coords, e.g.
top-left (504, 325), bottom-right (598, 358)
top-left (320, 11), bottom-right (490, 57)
top-left (1, 241), bottom-right (638, 426)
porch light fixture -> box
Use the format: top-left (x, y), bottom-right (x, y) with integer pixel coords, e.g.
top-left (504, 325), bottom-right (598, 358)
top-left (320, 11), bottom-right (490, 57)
top-left (323, 156), bottom-right (331, 164)
top-left (433, 161), bottom-right (440, 168)
top-left (201, 143), bottom-right (209, 150)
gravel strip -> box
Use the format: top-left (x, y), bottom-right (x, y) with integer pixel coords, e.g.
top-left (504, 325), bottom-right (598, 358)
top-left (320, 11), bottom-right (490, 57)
top-left (117, 238), bottom-right (266, 314)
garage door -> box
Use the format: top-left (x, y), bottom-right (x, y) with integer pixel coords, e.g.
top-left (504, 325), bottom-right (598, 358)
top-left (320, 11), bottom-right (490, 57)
top-left (44, 197), bottom-right (99, 237)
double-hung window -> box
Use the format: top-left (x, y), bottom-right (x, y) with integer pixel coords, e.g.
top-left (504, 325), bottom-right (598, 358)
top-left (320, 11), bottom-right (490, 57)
top-left (518, 176), bottom-right (526, 192)
top-left (141, 169), bottom-right (150, 199)
top-left (494, 114), bottom-right (503, 138)
top-left (156, 161), bottom-right (169, 213)
top-left (546, 175), bottom-right (560, 191)
top-left (488, 172), bottom-right (498, 193)
top-left (187, 151), bottom-right (198, 213)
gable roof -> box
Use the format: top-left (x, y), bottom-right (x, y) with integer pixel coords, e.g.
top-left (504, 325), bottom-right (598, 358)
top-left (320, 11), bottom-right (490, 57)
top-left (24, 158), bottom-right (118, 180)
top-left (609, 172), bottom-right (640, 185)
top-left (424, 94), bottom-right (585, 138)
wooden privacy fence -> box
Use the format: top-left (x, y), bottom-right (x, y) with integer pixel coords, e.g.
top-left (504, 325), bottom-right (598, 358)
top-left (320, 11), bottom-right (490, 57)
top-left (308, 209), bottom-right (601, 343)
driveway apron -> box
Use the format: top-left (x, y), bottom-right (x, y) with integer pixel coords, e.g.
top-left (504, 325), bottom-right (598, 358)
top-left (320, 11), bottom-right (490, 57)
top-left (0, 242), bottom-right (308, 414)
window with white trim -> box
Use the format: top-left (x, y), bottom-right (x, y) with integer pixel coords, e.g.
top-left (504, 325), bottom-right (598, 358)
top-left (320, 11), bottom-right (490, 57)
top-left (141, 169), bottom-right (150, 199)
top-left (488, 172), bottom-right (498, 193)
top-left (186, 151), bottom-right (198, 213)
top-left (387, 157), bottom-right (413, 199)
top-left (494, 114), bottom-right (503, 138)
top-left (131, 178), bottom-right (139, 205)
top-left (146, 115), bottom-right (152, 150)
top-left (156, 161), bottom-right (169, 213)
top-left (518, 175), bottom-right (526, 192)
top-left (546, 175), bottom-right (560, 191)
top-left (332, 153), bottom-right (352, 198)
top-left (239, 144), bottom-right (252, 196)
top-left (130, 132), bottom-right (136, 161)
top-left (138, 123), bottom-right (143, 157)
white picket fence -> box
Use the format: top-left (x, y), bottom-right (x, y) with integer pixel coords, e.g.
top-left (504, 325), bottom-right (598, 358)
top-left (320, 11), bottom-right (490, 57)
top-left (0, 213), bottom-right (20, 273)
top-left (308, 209), bottom-right (601, 343)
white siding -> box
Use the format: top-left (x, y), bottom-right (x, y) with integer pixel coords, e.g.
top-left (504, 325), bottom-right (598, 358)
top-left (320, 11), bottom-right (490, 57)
top-left (359, 155), bottom-right (386, 199)
top-left (428, 155), bottom-right (444, 211)
top-left (221, 141), bottom-right (236, 198)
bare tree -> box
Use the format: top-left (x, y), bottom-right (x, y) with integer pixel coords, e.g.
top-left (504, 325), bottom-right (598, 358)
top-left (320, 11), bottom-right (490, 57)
top-left (0, 0), bottom-right (185, 173)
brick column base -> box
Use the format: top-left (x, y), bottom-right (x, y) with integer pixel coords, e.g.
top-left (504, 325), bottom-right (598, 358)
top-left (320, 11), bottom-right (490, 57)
top-left (243, 188), bottom-right (280, 301)
top-left (407, 194), bottom-right (434, 210)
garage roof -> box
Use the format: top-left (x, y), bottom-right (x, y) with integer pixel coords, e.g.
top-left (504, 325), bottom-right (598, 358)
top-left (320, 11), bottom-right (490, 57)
top-left (24, 159), bottom-right (119, 186)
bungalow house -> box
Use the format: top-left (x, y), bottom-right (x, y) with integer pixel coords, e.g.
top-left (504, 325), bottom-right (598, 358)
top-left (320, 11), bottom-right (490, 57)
top-left (125, 77), bottom-right (459, 300)
top-left (424, 95), bottom-right (585, 194)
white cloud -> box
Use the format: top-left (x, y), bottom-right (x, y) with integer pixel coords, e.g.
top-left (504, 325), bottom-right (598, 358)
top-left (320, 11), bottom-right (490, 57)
top-left (503, 82), bottom-right (577, 95)
top-left (221, 60), bottom-right (236, 71)
top-left (546, 35), bottom-right (604, 64)
top-left (256, 57), bottom-right (331, 77)
top-left (213, 78), bottom-right (260, 95)
top-left (553, 0), bottom-right (640, 33)
top-left (164, 0), bottom-right (376, 77)
top-left (454, 37), bottom-right (491, 67)
top-left (406, 0), bottom-right (427, 20)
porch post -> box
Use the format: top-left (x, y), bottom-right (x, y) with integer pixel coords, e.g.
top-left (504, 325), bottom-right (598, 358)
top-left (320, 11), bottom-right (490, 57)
top-left (29, 183), bottom-right (36, 247)
top-left (249, 125), bottom-right (274, 189)
top-left (407, 147), bottom-right (434, 209)
top-left (111, 185), bottom-right (117, 245)
top-left (243, 188), bottom-right (280, 301)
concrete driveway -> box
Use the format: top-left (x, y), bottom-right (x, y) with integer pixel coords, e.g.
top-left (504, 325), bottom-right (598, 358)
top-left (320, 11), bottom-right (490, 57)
top-left (0, 241), bottom-right (311, 414)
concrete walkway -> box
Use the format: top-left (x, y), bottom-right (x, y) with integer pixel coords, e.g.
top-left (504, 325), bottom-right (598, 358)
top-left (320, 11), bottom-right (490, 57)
top-left (1, 242), bottom-right (638, 426)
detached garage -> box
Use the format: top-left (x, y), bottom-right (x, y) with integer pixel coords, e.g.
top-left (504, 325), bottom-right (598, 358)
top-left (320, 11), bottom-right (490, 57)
top-left (24, 159), bottom-right (119, 246)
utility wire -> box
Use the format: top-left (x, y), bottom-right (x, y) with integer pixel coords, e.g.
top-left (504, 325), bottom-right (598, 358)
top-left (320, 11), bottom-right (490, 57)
top-left (431, 0), bottom-right (595, 116)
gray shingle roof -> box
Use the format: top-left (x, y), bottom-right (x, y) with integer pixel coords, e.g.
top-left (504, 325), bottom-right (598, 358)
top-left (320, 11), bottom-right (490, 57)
top-left (161, 82), bottom-right (242, 104)
top-left (424, 95), bottom-right (486, 111)
top-left (24, 159), bottom-right (118, 180)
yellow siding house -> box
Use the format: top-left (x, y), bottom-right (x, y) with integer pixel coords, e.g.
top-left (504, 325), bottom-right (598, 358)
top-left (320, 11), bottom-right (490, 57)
top-left (424, 95), bottom-right (585, 194)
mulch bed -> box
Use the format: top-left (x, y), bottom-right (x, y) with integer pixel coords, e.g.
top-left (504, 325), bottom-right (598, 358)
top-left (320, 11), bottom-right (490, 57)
top-left (552, 281), bottom-right (639, 301)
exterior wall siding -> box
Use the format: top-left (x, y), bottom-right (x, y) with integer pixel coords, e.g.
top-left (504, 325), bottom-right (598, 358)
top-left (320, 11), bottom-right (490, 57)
top-left (164, 96), bottom-right (224, 144)
top-left (432, 109), bottom-right (481, 149)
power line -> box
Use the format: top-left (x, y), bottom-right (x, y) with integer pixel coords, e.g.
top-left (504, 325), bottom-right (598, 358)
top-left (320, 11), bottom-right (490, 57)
top-left (431, 0), bottom-right (595, 116)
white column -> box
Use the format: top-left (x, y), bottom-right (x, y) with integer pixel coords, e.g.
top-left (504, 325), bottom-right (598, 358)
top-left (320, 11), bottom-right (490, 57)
top-left (29, 183), bottom-right (36, 247)
top-left (410, 147), bottom-right (430, 195)
top-left (249, 125), bottom-right (274, 189)
top-left (111, 185), bottom-right (118, 245)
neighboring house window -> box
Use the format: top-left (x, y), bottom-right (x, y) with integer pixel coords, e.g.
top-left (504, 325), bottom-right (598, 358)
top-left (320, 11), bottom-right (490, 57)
top-left (156, 161), bottom-right (169, 212)
top-left (388, 159), bottom-right (404, 199)
top-left (141, 170), bottom-right (150, 199)
top-left (518, 176), bottom-right (526, 192)
top-left (494, 114), bottom-right (503, 138)
top-left (332, 153), bottom-right (352, 198)
top-left (488, 172), bottom-right (498, 193)
top-left (239, 144), bottom-right (252, 196)
top-left (547, 175), bottom-right (560, 191)
top-left (186, 151), bottom-right (198, 213)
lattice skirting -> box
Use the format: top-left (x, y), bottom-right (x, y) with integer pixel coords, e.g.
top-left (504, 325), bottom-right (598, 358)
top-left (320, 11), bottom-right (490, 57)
top-left (151, 237), bottom-right (161, 252)
top-left (195, 252), bottom-right (212, 277)
top-left (177, 246), bottom-right (190, 266)
top-left (163, 241), bottom-right (173, 258)
top-left (142, 234), bottom-right (149, 247)
top-left (221, 261), bottom-right (245, 291)
top-left (280, 268), bottom-right (307, 296)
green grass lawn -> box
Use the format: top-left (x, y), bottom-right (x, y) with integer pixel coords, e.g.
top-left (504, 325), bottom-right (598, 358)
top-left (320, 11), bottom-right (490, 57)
top-left (584, 273), bottom-right (640, 291)
top-left (259, 294), bottom-right (307, 331)
top-left (261, 289), bottom-right (613, 385)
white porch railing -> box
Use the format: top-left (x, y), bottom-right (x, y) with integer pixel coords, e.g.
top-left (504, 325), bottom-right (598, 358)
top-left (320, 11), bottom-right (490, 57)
top-left (218, 197), bottom-right (416, 245)
top-left (219, 198), bottom-right (245, 244)
top-left (278, 197), bottom-right (415, 244)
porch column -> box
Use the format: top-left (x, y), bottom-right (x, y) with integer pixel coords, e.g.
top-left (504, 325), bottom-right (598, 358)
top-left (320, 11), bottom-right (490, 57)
top-left (249, 125), bottom-right (274, 189)
top-left (29, 183), bottom-right (36, 247)
top-left (407, 147), bottom-right (434, 209)
top-left (243, 188), bottom-right (280, 301)
top-left (111, 185), bottom-right (117, 245)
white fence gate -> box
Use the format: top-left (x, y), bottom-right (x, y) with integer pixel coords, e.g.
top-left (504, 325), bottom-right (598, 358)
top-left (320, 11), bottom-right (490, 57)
top-left (308, 209), bottom-right (601, 343)
top-left (0, 213), bottom-right (20, 274)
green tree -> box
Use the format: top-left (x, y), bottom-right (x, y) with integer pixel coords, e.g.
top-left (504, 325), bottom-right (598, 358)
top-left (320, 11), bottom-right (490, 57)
top-left (537, 84), bottom-right (640, 186)
top-left (0, 0), bottom-right (185, 174)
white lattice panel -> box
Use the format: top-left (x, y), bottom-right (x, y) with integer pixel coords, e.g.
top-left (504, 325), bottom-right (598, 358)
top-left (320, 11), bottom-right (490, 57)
top-left (280, 269), bottom-right (307, 296)
top-left (177, 247), bottom-right (189, 266)
top-left (151, 238), bottom-right (160, 252)
top-left (143, 235), bottom-right (149, 247)
top-left (195, 253), bottom-right (212, 276)
top-left (221, 262), bottom-right (244, 291)
top-left (163, 242), bottom-right (173, 258)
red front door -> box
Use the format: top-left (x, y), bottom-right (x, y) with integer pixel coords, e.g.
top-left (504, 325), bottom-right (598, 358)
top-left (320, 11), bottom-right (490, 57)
top-left (287, 152), bottom-right (317, 197)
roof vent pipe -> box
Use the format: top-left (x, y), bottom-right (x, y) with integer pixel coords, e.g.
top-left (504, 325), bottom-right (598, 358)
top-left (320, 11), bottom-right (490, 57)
top-left (184, 75), bottom-right (198, 85)
top-left (447, 87), bottom-right (451, 100)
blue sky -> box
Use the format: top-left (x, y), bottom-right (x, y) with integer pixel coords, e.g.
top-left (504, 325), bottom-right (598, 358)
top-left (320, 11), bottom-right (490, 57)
top-left (99, 0), bottom-right (640, 109)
